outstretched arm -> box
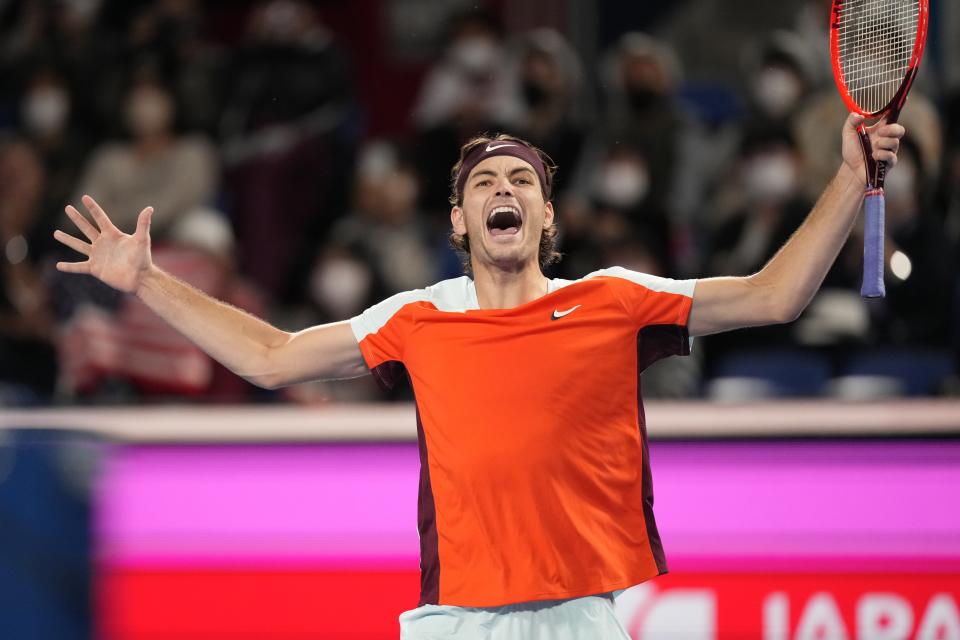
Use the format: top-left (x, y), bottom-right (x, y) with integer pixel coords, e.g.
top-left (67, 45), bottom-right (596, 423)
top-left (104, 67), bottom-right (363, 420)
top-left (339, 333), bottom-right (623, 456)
top-left (688, 113), bottom-right (905, 337)
top-left (55, 195), bottom-right (368, 388)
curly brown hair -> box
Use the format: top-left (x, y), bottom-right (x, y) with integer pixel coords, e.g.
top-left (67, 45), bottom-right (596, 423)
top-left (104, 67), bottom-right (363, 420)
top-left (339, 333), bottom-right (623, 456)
top-left (448, 133), bottom-right (562, 276)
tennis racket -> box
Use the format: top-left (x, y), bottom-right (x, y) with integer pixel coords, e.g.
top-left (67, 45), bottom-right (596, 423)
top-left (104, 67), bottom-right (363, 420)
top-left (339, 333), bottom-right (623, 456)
top-left (829, 0), bottom-right (929, 298)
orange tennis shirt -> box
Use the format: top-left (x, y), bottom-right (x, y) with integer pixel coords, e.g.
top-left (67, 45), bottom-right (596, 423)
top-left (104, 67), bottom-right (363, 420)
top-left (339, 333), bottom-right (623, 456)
top-left (350, 267), bottom-right (696, 607)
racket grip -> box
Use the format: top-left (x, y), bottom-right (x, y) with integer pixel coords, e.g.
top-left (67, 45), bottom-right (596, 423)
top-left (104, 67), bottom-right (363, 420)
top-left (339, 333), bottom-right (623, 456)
top-left (861, 190), bottom-right (886, 298)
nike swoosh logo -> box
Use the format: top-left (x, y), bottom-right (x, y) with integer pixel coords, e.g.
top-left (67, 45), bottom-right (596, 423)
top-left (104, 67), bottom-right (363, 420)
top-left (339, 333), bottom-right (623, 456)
top-left (551, 305), bottom-right (581, 320)
top-left (486, 143), bottom-right (517, 152)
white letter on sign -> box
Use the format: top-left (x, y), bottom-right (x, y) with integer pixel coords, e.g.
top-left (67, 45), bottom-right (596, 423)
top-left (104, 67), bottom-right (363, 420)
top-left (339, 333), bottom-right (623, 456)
top-left (795, 593), bottom-right (849, 640)
top-left (917, 594), bottom-right (960, 640)
top-left (763, 592), bottom-right (789, 640)
top-left (640, 589), bottom-right (716, 639)
top-left (857, 593), bottom-right (913, 640)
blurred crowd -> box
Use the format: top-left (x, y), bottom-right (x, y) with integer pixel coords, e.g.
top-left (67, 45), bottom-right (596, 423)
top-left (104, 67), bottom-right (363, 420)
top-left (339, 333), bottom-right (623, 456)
top-left (1, 0), bottom-right (958, 405)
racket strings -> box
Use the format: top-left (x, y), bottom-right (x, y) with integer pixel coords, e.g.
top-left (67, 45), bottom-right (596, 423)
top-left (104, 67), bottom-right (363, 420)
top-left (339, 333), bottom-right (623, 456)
top-left (836, 0), bottom-right (919, 113)
top-left (840, 6), bottom-right (915, 79)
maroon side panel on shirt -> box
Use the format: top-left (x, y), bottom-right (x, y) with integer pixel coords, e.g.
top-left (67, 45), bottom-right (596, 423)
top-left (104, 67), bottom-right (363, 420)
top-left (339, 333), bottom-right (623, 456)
top-left (414, 404), bottom-right (440, 606)
top-left (635, 324), bottom-right (689, 574)
top-left (370, 360), bottom-right (407, 391)
top-left (370, 360), bottom-right (440, 606)
top-left (637, 323), bottom-right (691, 372)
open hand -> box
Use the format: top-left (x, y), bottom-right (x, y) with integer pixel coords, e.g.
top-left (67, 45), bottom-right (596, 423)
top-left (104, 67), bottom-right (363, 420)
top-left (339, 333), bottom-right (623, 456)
top-left (54, 195), bottom-right (154, 294)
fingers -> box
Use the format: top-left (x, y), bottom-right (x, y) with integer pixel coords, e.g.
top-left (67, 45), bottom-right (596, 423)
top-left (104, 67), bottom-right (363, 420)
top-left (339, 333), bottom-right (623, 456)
top-left (850, 113), bottom-right (904, 167)
top-left (65, 204), bottom-right (100, 241)
top-left (871, 123), bottom-right (906, 139)
top-left (56, 260), bottom-right (91, 274)
top-left (850, 113), bottom-right (905, 139)
top-left (871, 125), bottom-right (904, 166)
top-left (81, 194), bottom-right (116, 232)
top-left (53, 229), bottom-right (91, 256)
top-left (872, 140), bottom-right (899, 164)
top-left (873, 150), bottom-right (898, 166)
top-left (875, 136), bottom-right (900, 156)
top-left (135, 206), bottom-right (153, 237)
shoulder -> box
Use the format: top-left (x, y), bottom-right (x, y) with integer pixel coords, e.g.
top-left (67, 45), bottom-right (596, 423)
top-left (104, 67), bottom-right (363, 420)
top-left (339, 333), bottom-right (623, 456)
top-left (570, 266), bottom-right (696, 297)
top-left (350, 276), bottom-right (475, 341)
top-left (422, 276), bottom-right (477, 311)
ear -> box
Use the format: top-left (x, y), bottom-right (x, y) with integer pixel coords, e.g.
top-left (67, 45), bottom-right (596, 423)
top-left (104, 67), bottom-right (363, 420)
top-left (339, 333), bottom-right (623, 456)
top-left (451, 205), bottom-right (467, 236)
top-left (543, 201), bottom-right (555, 228)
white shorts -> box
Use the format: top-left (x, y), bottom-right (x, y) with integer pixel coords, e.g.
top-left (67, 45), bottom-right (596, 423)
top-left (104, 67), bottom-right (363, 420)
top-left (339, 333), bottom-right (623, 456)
top-left (398, 593), bottom-right (631, 640)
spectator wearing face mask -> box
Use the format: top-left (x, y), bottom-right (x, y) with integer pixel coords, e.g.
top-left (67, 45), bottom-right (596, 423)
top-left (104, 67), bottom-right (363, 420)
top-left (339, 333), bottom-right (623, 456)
top-left (741, 31), bottom-right (818, 129)
top-left (0, 0), bottom-right (122, 133)
top-left (412, 9), bottom-right (512, 215)
top-left (71, 70), bottom-right (218, 239)
top-left (566, 32), bottom-right (696, 274)
top-left (560, 146), bottom-right (669, 279)
top-left (18, 65), bottom-right (91, 225)
top-left (504, 29), bottom-right (586, 203)
top-left (412, 9), bottom-right (511, 132)
top-left (292, 143), bottom-right (440, 404)
top-left (706, 126), bottom-right (810, 279)
top-left (124, 0), bottom-right (224, 134)
top-left (321, 142), bottom-right (442, 299)
top-left (595, 33), bottom-right (687, 215)
top-left (305, 142), bottom-right (444, 328)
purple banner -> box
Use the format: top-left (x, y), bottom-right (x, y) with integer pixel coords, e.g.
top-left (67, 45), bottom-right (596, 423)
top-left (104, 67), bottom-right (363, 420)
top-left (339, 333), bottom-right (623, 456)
top-left (95, 441), bottom-right (960, 570)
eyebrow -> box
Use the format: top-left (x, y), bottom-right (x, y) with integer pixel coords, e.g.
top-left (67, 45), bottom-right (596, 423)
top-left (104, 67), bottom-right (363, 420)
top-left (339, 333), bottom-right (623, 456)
top-left (471, 167), bottom-right (536, 182)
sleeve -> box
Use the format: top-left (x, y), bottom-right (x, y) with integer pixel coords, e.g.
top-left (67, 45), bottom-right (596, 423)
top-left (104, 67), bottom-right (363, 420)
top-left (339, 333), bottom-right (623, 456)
top-left (349, 289), bottom-right (426, 390)
top-left (594, 267), bottom-right (697, 371)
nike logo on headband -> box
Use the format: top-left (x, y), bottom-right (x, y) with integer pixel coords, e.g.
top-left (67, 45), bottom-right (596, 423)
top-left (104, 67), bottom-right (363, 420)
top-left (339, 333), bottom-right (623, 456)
top-left (485, 143), bottom-right (517, 152)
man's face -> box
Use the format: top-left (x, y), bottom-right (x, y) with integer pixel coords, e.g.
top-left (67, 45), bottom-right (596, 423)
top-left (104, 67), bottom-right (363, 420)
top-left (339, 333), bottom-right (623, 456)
top-left (451, 154), bottom-right (554, 272)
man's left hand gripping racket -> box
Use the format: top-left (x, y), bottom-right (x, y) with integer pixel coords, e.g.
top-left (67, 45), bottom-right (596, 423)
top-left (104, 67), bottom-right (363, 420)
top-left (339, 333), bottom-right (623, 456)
top-left (830, 0), bottom-right (929, 298)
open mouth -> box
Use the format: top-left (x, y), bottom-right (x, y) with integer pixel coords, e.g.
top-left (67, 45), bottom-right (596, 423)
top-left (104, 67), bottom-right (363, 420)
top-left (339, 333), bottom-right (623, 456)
top-left (486, 205), bottom-right (522, 236)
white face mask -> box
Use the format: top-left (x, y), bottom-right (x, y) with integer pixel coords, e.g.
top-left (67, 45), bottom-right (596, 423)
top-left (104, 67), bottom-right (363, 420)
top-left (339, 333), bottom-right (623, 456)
top-left (22, 87), bottom-right (70, 137)
top-left (309, 256), bottom-right (372, 318)
top-left (593, 160), bottom-right (650, 209)
top-left (753, 67), bottom-right (803, 118)
top-left (449, 38), bottom-right (499, 74)
top-left (743, 152), bottom-right (798, 202)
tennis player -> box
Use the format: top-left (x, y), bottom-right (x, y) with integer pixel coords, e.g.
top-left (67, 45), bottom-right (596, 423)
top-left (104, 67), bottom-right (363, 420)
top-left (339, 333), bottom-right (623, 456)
top-left (54, 113), bottom-right (904, 638)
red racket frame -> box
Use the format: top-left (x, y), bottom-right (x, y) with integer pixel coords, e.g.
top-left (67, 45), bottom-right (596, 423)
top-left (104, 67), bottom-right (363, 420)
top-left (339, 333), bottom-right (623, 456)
top-left (828, 0), bottom-right (928, 298)
top-left (829, 0), bottom-right (929, 121)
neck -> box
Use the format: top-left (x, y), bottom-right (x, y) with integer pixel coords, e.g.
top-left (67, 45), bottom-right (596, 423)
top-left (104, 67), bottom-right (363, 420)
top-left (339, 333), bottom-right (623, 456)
top-left (472, 260), bottom-right (548, 309)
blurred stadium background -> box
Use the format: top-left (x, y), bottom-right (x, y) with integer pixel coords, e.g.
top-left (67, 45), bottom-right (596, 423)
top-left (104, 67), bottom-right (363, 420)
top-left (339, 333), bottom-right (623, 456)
top-left (1, 0), bottom-right (959, 638)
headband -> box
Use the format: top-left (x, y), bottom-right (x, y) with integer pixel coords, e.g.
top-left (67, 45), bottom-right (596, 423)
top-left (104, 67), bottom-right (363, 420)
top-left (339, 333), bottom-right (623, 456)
top-left (454, 141), bottom-right (549, 204)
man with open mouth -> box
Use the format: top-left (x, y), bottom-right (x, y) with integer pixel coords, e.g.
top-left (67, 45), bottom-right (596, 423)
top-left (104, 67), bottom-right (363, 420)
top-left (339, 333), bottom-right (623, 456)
top-left (54, 116), bottom-right (906, 638)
